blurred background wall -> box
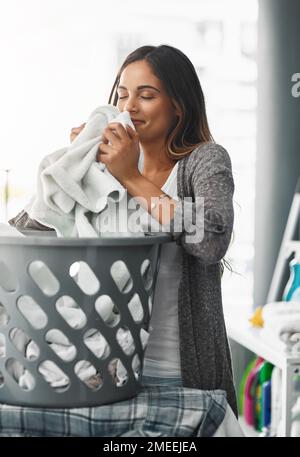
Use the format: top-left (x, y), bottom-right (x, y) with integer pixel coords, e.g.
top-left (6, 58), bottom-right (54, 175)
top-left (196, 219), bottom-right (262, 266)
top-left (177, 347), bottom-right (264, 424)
top-left (254, 0), bottom-right (300, 306)
top-left (0, 0), bottom-right (258, 312)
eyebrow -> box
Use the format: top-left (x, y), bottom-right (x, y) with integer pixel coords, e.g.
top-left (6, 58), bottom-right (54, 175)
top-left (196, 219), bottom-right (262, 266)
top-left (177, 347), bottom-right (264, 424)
top-left (117, 85), bottom-right (161, 93)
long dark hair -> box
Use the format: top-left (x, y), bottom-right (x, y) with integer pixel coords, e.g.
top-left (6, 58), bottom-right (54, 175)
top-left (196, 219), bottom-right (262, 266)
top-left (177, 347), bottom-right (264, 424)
top-left (108, 44), bottom-right (214, 159)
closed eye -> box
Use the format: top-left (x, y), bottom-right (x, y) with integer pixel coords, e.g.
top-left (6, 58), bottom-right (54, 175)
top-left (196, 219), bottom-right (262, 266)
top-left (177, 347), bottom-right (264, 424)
top-left (118, 96), bottom-right (154, 100)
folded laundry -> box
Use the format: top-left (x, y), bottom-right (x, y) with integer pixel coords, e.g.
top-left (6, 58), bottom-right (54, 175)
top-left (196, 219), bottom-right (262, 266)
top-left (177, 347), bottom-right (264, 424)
top-left (260, 327), bottom-right (298, 354)
top-left (262, 301), bottom-right (300, 319)
top-left (260, 301), bottom-right (300, 353)
top-left (263, 316), bottom-right (300, 338)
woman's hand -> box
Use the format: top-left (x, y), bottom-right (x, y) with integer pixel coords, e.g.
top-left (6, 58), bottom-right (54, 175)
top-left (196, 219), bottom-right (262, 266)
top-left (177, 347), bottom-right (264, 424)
top-left (97, 123), bottom-right (141, 183)
top-left (70, 123), bottom-right (86, 143)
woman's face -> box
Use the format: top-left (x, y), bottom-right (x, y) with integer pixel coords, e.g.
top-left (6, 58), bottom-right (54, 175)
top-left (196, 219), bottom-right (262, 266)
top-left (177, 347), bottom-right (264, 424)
top-left (117, 60), bottom-right (180, 145)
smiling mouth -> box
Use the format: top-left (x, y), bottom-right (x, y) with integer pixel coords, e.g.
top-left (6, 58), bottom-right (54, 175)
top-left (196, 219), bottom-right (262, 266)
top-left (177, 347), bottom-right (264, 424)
top-left (132, 121), bottom-right (145, 128)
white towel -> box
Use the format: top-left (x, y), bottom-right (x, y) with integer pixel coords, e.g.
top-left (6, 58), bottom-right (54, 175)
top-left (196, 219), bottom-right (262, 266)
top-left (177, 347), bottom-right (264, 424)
top-left (262, 301), bottom-right (300, 319)
top-left (261, 301), bottom-right (300, 352)
top-left (259, 327), bottom-right (297, 353)
top-left (26, 105), bottom-right (144, 237)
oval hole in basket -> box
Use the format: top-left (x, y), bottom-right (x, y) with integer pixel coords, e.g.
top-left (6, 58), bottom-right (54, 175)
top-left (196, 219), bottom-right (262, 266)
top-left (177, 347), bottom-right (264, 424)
top-left (0, 261), bottom-right (18, 292)
top-left (0, 333), bottom-right (5, 358)
top-left (69, 261), bottom-right (100, 295)
top-left (74, 360), bottom-right (103, 391)
top-left (17, 295), bottom-right (48, 329)
top-left (108, 358), bottom-right (128, 387)
top-left (56, 295), bottom-right (87, 329)
top-left (83, 328), bottom-right (110, 359)
top-left (45, 329), bottom-right (77, 362)
top-left (0, 369), bottom-right (4, 387)
top-left (127, 293), bottom-right (144, 323)
top-left (140, 259), bottom-right (153, 291)
top-left (148, 296), bottom-right (153, 315)
top-left (0, 302), bottom-right (10, 326)
top-left (110, 261), bottom-right (133, 294)
top-left (140, 327), bottom-right (150, 351)
top-left (9, 327), bottom-right (40, 361)
top-left (38, 360), bottom-right (70, 392)
top-left (132, 354), bottom-right (142, 381)
top-left (6, 358), bottom-right (35, 391)
top-left (95, 295), bottom-right (120, 327)
top-left (28, 261), bottom-right (60, 296)
top-left (116, 327), bottom-right (135, 356)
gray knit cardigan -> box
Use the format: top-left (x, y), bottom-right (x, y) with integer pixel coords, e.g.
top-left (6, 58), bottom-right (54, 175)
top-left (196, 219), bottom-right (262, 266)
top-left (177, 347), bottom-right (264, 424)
top-left (169, 142), bottom-right (237, 417)
top-left (8, 141), bottom-right (238, 417)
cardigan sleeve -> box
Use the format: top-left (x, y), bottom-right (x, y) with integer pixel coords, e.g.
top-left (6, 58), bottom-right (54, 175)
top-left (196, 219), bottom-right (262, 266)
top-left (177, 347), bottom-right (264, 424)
top-left (168, 143), bottom-right (234, 264)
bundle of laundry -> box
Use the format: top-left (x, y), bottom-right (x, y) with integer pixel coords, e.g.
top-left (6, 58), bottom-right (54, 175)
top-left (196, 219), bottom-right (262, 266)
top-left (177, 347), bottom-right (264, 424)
top-left (5, 322), bottom-right (150, 391)
top-left (260, 301), bottom-right (300, 354)
top-left (9, 105), bottom-right (145, 238)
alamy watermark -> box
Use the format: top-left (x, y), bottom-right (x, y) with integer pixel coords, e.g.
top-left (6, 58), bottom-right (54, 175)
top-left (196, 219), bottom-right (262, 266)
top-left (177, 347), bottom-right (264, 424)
top-left (291, 73), bottom-right (300, 97)
top-left (96, 192), bottom-right (205, 244)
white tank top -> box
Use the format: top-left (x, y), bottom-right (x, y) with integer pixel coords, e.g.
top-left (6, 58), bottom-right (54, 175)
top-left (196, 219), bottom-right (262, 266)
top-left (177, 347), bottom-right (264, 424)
top-left (140, 161), bottom-right (183, 377)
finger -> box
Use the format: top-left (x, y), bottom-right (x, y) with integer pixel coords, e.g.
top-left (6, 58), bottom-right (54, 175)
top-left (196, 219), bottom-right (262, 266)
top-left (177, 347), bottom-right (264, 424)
top-left (73, 123), bottom-right (85, 131)
top-left (102, 128), bottom-right (122, 145)
top-left (97, 150), bottom-right (113, 164)
top-left (101, 131), bottom-right (109, 144)
top-left (106, 122), bottom-right (127, 139)
top-left (97, 152), bottom-right (107, 163)
top-left (70, 133), bottom-right (77, 143)
top-left (96, 151), bottom-right (105, 163)
top-left (98, 142), bottom-right (110, 154)
top-left (126, 124), bottom-right (138, 140)
top-left (97, 143), bottom-right (110, 163)
top-left (73, 122), bottom-right (86, 129)
top-left (71, 126), bottom-right (84, 134)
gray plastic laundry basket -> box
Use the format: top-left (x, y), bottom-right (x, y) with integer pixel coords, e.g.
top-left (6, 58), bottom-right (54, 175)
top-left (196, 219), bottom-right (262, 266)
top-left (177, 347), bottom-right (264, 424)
top-left (0, 231), bottom-right (171, 408)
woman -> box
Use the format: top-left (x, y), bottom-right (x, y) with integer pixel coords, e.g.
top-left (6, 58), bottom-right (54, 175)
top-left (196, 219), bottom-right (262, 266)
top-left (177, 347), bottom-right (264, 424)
top-left (11, 44), bottom-right (237, 418)
top-left (71, 44), bottom-right (237, 417)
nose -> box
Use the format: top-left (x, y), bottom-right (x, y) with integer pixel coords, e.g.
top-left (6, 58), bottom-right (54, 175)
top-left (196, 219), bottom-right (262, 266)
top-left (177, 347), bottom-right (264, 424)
top-left (122, 96), bottom-right (137, 113)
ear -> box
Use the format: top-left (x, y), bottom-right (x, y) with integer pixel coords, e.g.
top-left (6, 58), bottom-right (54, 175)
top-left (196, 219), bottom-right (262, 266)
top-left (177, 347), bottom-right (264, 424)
top-left (175, 108), bottom-right (181, 117)
top-left (171, 98), bottom-right (182, 118)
